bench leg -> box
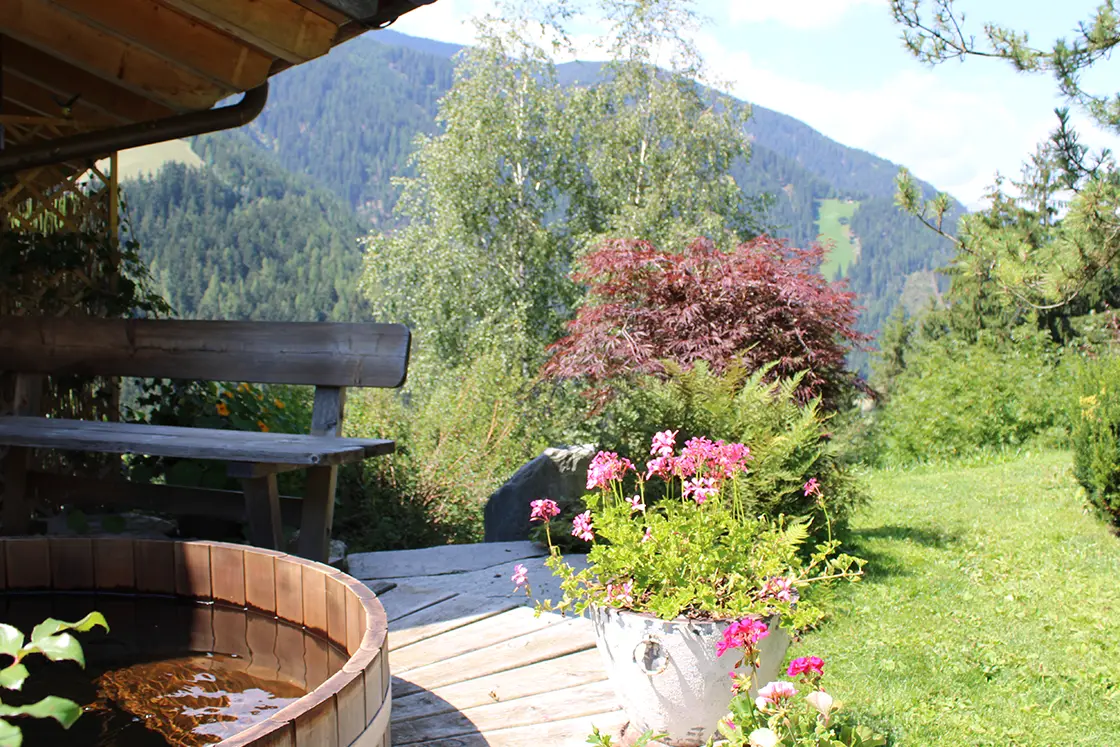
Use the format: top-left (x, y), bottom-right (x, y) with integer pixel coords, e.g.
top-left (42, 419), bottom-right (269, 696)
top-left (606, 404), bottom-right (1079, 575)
top-left (242, 474), bottom-right (282, 550)
top-left (298, 465), bottom-right (337, 563)
top-left (1, 446), bottom-right (32, 535)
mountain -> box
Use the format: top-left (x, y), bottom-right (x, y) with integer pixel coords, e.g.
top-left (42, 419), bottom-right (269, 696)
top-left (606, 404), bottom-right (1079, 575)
top-left (124, 134), bottom-right (367, 322)
top-left (123, 27), bottom-right (965, 371)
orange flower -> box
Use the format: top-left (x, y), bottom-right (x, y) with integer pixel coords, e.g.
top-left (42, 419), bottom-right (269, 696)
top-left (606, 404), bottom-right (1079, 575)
top-left (257, 420), bottom-right (270, 433)
top-left (222, 390), bottom-right (234, 399)
top-left (216, 402), bottom-right (231, 417)
top-left (273, 398), bottom-right (285, 409)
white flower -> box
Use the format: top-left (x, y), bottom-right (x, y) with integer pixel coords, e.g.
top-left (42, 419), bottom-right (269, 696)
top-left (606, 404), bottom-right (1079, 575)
top-left (748, 727), bottom-right (780, 747)
top-left (806, 689), bottom-right (835, 725)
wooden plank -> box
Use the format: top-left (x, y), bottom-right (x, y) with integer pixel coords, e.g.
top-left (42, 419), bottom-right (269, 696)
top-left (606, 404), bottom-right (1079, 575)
top-left (391, 680), bottom-right (618, 744)
top-left (159, 0), bottom-right (339, 64)
top-left (376, 585), bottom-right (459, 624)
top-left (392, 607), bottom-right (561, 673)
top-left (392, 649), bottom-right (608, 723)
top-left (0, 417), bottom-right (393, 465)
top-left (389, 596), bottom-right (520, 651)
top-left (480, 710), bottom-right (628, 747)
top-left (47, 0), bottom-right (274, 91)
top-left (0, 317), bottom-right (411, 388)
top-left (393, 618), bottom-right (598, 695)
top-left (1, 70), bottom-right (122, 124)
top-left (4, 38), bottom-right (178, 120)
top-left (1, 0), bottom-right (228, 110)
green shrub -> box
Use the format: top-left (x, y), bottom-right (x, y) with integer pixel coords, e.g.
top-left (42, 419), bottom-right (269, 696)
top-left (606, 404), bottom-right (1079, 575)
top-left (1072, 355), bottom-right (1120, 526)
top-left (338, 351), bottom-right (547, 551)
top-left (568, 360), bottom-right (865, 532)
top-left (872, 329), bottom-right (1074, 464)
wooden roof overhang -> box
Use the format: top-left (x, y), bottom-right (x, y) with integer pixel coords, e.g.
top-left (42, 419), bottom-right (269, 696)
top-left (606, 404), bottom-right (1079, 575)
top-left (0, 0), bottom-right (438, 176)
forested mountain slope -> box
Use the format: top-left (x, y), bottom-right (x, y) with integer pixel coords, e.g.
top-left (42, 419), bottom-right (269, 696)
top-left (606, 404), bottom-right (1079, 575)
top-left (126, 27), bottom-right (965, 365)
top-left (124, 135), bottom-right (366, 322)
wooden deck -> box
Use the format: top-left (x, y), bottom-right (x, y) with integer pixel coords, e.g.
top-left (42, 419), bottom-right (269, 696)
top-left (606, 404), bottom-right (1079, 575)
top-left (346, 542), bottom-right (625, 746)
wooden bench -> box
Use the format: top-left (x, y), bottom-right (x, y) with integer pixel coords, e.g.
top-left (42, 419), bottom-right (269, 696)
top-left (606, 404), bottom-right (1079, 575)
top-left (0, 316), bottom-right (410, 562)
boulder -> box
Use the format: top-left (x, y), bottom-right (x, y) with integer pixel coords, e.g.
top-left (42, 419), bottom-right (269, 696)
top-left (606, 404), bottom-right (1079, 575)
top-left (483, 444), bottom-right (597, 542)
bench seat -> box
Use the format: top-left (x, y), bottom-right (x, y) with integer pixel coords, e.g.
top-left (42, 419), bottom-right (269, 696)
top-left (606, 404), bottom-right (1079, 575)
top-left (0, 416), bottom-right (394, 466)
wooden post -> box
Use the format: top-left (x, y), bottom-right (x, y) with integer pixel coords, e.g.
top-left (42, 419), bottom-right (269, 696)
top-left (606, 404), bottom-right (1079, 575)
top-left (298, 386), bottom-right (345, 562)
top-left (2, 374), bottom-right (42, 534)
top-left (242, 473), bottom-right (283, 550)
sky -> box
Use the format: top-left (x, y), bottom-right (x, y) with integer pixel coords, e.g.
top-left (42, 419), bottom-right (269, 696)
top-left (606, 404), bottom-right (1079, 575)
top-left (390, 0), bottom-right (1120, 209)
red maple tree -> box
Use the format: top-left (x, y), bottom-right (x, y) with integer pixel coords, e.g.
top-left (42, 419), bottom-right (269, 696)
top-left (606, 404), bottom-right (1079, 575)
top-left (541, 236), bottom-right (870, 406)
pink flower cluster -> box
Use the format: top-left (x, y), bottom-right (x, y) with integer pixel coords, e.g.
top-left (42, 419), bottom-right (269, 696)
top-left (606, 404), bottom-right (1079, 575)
top-left (803, 477), bottom-right (821, 497)
top-left (587, 451), bottom-right (635, 491)
top-left (787, 655), bottom-right (824, 678)
top-left (529, 498), bottom-right (560, 523)
top-left (605, 579), bottom-right (634, 606)
top-left (760, 576), bottom-right (798, 604)
top-left (511, 563), bottom-right (528, 589)
top-left (644, 433), bottom-right (752, 490)
top-left (755, 680), bottom-right (797, 711)
top-left (716, 617), bottom-right (770, 658)
top-left (571, 510), bottom-right (594, 542)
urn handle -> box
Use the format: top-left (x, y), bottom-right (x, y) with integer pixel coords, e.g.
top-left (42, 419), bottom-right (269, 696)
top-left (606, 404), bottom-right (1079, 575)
top-left (633, 636), bottom-right (669, 676)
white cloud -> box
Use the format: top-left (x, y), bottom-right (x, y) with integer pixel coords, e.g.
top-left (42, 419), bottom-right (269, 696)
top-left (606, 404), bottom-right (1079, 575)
top-left (726, 0), bottom-right (881, 30)
top-left (696, 31), bottom-right (1067, 205)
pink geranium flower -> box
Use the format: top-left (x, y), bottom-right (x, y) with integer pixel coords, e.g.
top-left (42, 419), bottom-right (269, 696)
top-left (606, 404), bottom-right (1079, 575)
top-left (606, 579), bottom-right (634, 606)
top-left (529, 498), bottom-right (560, 523)
top-left (627, 494), bottom-right (646, 513)
top-left (716, 617), bottom-right (769, 658)
top-left (760, 576), bottom-right (799, 603)
top-left (683, 476), bottom-right (719, 504)
top-left (511, 563), bottom-right (528, 590)
top-left (650, 429), bottom-right (678, 457)
top-left (587, 451), bottom-right (635, 490)
top-left (645, 454), bottom-right (675, 480)
top-left (787, 655), bottom-right (825, 678)
top-left (571, 511), bottom-right (595, 542)
top-left (803, 477), bottom-right (821, 496)
top-left (641, 526), bottom-right (652, 543)
top-left (755, 680), bottom-right (797, 710)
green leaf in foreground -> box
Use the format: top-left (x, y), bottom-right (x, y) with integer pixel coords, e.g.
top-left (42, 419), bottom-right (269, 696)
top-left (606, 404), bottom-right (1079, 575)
top-left (0, 718), bottom-right (21, 747)
top-left (0, 665), bottom-right (28, 692)
top-left (0, 628), bottom-right (22, 662)
top-left (23, 634), bottom-right (84, 668)
top-left (0, 696), bottom-right (82, 729)
top-left (29, 612), bottom-right (109, 644)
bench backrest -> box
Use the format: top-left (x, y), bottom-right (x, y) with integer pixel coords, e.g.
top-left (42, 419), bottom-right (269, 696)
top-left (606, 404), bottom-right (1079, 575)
top-left (0, 317), bottom-right (411, 388)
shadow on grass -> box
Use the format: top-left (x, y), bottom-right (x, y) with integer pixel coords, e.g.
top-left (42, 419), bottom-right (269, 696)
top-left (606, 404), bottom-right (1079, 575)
top-left (840, 524), bottom-right (960, 583)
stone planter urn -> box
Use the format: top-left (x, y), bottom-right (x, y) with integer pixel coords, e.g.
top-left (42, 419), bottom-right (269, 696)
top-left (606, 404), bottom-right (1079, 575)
top-left (591, 606), bottom-right (790, 747)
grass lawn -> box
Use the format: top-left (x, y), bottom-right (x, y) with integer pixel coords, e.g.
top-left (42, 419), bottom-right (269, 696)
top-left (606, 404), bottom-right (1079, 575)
top-left (816, 198), bottom-right (859, 280)
top-left (797, 451), bottom-right (1120, 745)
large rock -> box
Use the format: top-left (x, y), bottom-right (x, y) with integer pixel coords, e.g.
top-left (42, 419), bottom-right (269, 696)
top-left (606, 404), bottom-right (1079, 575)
top-left (483, 444), bottom-right (597, 542)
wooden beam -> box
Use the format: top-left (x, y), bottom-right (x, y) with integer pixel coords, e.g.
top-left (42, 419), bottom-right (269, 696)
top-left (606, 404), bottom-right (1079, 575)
top-left (1, 70), bottom-right (125, 124)
top-left (4, 39), bottom-right (178, 121)
top-left (1, 0), bottom-right (228, 111)
top-left (158, 0), bottom-right (339, 64)
top-left (45, 0), bottom-right (274, 92)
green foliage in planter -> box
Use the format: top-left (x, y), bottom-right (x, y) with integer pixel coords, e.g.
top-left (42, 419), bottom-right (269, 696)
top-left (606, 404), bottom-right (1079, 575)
top-left (1072, 354), bottom-right (1120, 526)
top-left (581, 360), bottom-right (865, 532)
top-left (0, 612), bottom-right (108, 746)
